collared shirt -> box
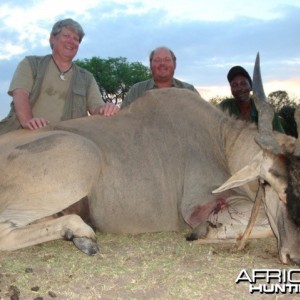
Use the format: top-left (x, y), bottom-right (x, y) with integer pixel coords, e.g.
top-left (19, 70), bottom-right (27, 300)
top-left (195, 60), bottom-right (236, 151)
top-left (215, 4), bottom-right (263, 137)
top-left (121, 78), bottom-right (199, 108)
top-left (218, 97), bottom-right (285, 133)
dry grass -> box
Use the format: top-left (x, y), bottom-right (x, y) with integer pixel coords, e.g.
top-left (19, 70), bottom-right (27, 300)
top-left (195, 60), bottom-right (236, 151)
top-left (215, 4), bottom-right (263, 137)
top-left (0, 231), bottom-right (298, 300)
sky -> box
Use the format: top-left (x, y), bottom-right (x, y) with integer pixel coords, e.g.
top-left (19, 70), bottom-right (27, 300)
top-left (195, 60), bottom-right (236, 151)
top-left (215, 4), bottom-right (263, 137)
top-left (0, 0), bottom-right (300, 119)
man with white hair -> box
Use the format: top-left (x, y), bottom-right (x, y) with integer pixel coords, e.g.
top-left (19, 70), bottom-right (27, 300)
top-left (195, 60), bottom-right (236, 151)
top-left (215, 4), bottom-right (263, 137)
top-left (0, 18), bottom-right (119, 134)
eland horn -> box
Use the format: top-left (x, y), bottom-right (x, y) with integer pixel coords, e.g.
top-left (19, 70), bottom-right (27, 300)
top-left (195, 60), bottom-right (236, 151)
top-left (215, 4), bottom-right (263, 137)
top-left (252, 52), bottom-right (282, 155)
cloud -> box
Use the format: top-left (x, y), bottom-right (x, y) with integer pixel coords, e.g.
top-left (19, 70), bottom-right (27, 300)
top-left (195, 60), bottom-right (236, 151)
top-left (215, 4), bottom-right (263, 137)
top-left (0, 0), bottom-right (299, 119)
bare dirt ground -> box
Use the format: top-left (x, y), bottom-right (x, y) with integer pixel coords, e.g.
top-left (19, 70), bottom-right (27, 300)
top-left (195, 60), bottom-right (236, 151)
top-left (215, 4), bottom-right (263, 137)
top-left (0, 231), bottom-right (299, 300)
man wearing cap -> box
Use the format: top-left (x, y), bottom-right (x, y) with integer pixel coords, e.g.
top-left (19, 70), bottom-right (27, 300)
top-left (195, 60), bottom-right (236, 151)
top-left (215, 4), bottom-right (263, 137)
top-left (218, 66), bottom-right (284, 132)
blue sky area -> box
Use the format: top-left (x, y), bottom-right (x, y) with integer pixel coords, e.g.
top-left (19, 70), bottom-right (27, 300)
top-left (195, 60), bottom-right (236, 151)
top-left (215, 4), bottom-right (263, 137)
top-left (0, 0), bottom-right (300, 118)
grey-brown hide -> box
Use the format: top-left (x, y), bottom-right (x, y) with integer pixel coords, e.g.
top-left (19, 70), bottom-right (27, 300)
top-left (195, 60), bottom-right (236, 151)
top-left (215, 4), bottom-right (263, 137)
top-left (0, 129), bottom-right (101, 254)
top-left (51, 90), bottom-right (263, 233)
top-left (0, 88), bottom-right (299, 264)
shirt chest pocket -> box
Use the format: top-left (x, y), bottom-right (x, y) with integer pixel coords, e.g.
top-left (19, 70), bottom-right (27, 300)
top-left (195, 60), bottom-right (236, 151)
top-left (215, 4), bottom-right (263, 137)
top-left (72, 85), bottom-right (87, 117)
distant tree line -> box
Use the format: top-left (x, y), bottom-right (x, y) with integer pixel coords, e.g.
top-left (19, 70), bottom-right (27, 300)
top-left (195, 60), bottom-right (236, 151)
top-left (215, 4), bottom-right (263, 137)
top-left (75, 57), bottom-right (151, 106)
top-left (210, 91), bottom-right (299, 138)
top-left (268, 91), bottom-right (299, 137)
top-left (75, 57), bottom-right (299, 137)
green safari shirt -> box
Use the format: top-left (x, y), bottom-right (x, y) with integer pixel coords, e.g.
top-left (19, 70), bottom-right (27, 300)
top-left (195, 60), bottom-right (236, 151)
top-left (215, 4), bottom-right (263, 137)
top-left (218, 97), bottom-right (285, 133)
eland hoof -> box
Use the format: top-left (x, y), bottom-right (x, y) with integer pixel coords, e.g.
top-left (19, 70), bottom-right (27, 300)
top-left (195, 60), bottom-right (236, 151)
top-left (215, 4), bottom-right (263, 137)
top-left (73, 237), bottom-right (99, 255)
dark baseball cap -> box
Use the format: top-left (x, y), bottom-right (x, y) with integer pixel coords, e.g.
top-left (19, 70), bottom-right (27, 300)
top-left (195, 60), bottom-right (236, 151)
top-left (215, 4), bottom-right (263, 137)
top-left (227, 66), bottom-right (252, 87)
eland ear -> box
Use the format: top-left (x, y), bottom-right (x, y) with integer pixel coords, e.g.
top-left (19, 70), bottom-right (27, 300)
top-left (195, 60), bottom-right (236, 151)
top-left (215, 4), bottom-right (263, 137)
top-left (212, 152), bottom-right (263, 193)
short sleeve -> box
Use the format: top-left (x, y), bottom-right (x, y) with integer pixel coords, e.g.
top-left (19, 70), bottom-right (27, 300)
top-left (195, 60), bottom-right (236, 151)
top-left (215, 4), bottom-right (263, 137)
top-left (8, 58), bottom-right (34, 96)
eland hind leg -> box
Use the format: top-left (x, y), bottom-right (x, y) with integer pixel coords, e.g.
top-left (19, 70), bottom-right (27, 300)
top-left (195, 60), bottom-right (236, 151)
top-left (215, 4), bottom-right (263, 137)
top-left (0, 215), bottom-right (98, 255)
top-left (0, 131), bottom-right (101, 254)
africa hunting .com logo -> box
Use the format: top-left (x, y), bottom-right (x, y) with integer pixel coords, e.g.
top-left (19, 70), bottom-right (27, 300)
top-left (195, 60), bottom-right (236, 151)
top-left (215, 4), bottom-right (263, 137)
top-left (236, 269), bottom-right (300, 294)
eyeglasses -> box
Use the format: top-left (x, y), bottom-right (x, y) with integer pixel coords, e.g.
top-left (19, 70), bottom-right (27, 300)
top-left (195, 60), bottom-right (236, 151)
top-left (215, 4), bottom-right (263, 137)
top-left (152, 57), bottom-right (173, 64)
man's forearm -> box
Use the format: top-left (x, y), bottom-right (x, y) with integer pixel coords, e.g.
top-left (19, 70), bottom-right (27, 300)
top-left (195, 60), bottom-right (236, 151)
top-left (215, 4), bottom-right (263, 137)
top-left (12, 89), bottom-right (33, 127)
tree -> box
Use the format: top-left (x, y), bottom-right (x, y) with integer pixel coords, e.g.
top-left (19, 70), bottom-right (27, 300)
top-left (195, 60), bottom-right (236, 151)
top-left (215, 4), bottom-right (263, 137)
top-left (266, 91), bottom-right (299, 137)
top-left (267, 90), bottom-right (299, 112)
top-left (75, 57), bottom-right (151, 105)
top-left (209, 96), bottom-right (230, 106)
top-left (278, 105), bottom-right (298, 138)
